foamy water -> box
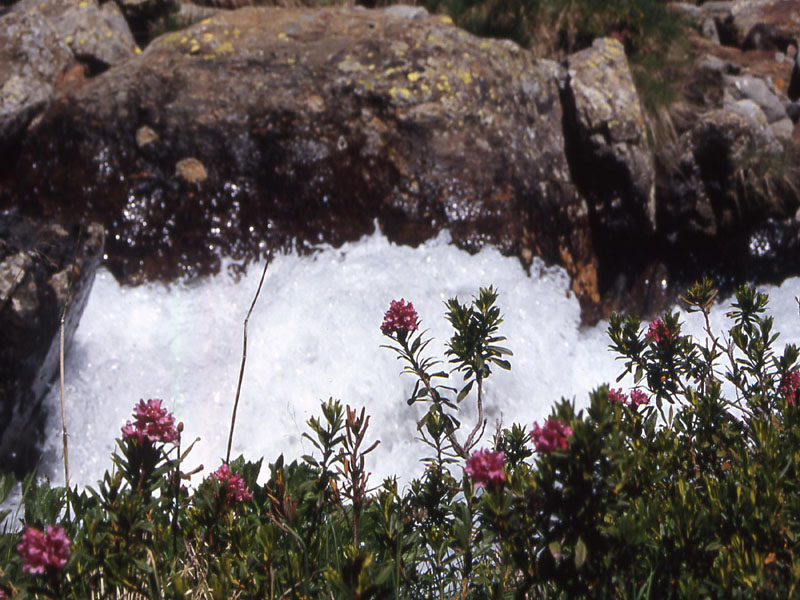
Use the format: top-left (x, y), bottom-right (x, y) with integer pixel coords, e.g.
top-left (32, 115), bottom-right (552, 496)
top-left (23, 232), bottom-right (800, 499)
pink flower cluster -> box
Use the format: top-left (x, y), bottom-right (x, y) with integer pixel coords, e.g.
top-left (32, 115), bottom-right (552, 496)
top-left (608, 388), bottom-right (649, 407)
top-left (465, 449), bottom-right (506, 489)
top-left (121, 399), bottom-right (180, 445)
top-left (380, 299), bottom-right (419, 336)
top-left (780, 371), bottom-right (800, 405)
top-left (645, 318), bottom-right (679, 344)
top-left (211, 463), bottom-right (253, 506)
top-left (17, 525), bottom-right (71, 575)
top-left (530, 418), bottom-right (573, 455)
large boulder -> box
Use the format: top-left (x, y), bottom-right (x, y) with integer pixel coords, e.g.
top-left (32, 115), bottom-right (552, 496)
top-left (12, 0), bottom-right (139, 70)
top-left (562, 37), bottom-right (656, 240)
top-left (6, 6), bottom-right (601, 309)
top-left (0, 0), bottom-right (138, 170)
top-left (0, 215), bottom-right (103, 476)
top-left (0, 8), bottom-right (74, 157)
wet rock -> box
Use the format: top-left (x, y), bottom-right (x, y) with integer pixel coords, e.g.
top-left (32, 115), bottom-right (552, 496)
top-left (562, 37), bottom-right (656, 238)
top-left (7, 6), bottom-right (600, 310)
top-left (0, 214), bottom-right (103, 476)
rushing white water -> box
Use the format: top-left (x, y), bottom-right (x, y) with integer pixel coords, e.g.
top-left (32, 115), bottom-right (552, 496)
top-left (26, 231), bottom-right (800, 496)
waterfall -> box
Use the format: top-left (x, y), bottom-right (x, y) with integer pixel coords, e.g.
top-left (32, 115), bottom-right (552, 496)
top-left (25, 231), bottom-right (800, 496)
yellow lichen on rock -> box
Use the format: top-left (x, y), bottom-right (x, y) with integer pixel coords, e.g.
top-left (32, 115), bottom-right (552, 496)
top-left (390, 87), bottom-right (411, 101)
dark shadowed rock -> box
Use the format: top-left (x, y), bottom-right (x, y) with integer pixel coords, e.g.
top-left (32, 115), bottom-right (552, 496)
top-left (8, 6), bottom-right (601, 310)
top-left (661, 100), bottom-right (784, 248)
top-left (0, 215), bottom-right (103, 476)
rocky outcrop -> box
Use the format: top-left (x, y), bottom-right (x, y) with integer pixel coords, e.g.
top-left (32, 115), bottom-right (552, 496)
top-left (12, 0), bottom-right (139, 70)
top-left (562, 37), bottom-right (656, 239)
top-left (7, 6), bottom-right (600, 308)
top-left (1, 1), bottom-right (799, 326)
top-left (0, 215), bottom-right (103, 476)
top-left (0, 0), bottom-right (137, 165)
top-left (665, 100), bottom-right (782, 240)
top-left (0, 8), bottom-right (74, 156)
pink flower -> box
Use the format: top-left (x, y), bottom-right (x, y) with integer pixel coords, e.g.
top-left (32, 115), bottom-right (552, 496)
top-left (380, 299), bottom-right (419, 336)
top-left (608, 388), bottom-right (628, 404)
top-left (530, 418), bottom-right (573, 455)
top-left (17, 525), bottom-right (71, 575)
top-left (645, 318), bottom-right (679, 344)
top-left (465, 449), bottom-right (506, 489)
top-left (121, 399), bottom-right (180, 445)
top-left (211, 463), bottom-right (253, 506)
top-left (608, 387), bottom-right (649, 407)
top-left (0, 589), bottom-right (7, 599)
top-left (628, 389), bottom-right (649, 406)
top-left (780, 371), bottom-right (800, 405)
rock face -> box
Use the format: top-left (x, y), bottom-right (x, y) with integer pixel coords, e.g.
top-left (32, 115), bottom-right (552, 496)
top-left (0, 0), bottom-right (138, 167)
top-left (8, 6), bottom-right (600, 307)
top-left (0, 215), bottom-right (103, 476)
top-left (562, 37), bottom-right (656, 239)
top-left (0, 8), bottom-right (74, 157)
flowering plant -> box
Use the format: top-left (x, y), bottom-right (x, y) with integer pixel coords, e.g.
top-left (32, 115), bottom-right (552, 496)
top-left (17, 525), bottom-right (70, 575)
top-left (0, 281), bottom-right (798, 598)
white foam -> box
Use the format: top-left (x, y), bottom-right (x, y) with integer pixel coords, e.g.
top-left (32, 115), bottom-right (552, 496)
top-left (31, 232), bottom-right (800, 495)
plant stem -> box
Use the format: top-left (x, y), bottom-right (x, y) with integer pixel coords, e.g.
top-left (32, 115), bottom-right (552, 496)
top-left (227, 250), bottom-right (272, 463)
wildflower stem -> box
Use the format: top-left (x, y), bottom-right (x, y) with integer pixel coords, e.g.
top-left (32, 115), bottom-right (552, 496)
top-left (226, 249), bottom-right (272, 464)
top-left (59, 228), bottom-right (82, 502)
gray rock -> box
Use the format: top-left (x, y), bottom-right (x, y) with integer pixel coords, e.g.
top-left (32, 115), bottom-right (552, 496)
top-left (670, 3), bottom-right (719, 43)
top-left (666, 100), bottom-right (783, 239)
top-left (563, 37), bottom-right (656, 237)
top-left (0, 9), bottom-right (73, 151)
top-left (382, 4), bottom-right (429, 20)
top-left (0, 215), bottom-right (103, 476)
top-left (770, 117), bottom-right (794, 140)
top-left (12, 0), bottom-right (138, 68)
top-left (723, 73), bottom-right (787, 123)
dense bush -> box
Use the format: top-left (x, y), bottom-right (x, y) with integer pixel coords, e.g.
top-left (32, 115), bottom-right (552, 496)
top-left (1, 279), bottom-right (799, 598)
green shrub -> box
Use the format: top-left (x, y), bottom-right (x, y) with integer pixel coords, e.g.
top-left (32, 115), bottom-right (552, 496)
top-left (1, 280), bottom-right (799, 598)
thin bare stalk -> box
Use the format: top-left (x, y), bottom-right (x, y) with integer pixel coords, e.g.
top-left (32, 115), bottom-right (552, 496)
top-left (60, 313), bottom-right (69, 489)
top-left (226, 251), bottom-right (272, 463)
top-left (59, 228), bottom-right (83, 495)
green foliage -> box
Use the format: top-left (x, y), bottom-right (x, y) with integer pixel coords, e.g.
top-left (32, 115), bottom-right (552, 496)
top-left (2, 282), bottom-right (800, 597)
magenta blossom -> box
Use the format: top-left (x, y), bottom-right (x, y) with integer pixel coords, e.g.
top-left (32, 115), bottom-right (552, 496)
top-left (530, 418), bottom-right (573, 455)
top-left (608, 387), bottom-right (649, 407)
top-left (121, 399), bottom-right (180, 445)
top-left (629, 389), bottom-right (649, 406)
top-left (645, 318), bottom-right (679, 344)
top-left (780, 371), bottom-right (800, 406)
top-left (465, 448), bottom-right (506, 489)
top-left (210, 463), bottom-right (253, 506)
top-left (608, 388), bottom-right (628, 404)
top-left (381, 299), bottom-right (419, 336)
top-left (17, 525), bottom-right (71, 575)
